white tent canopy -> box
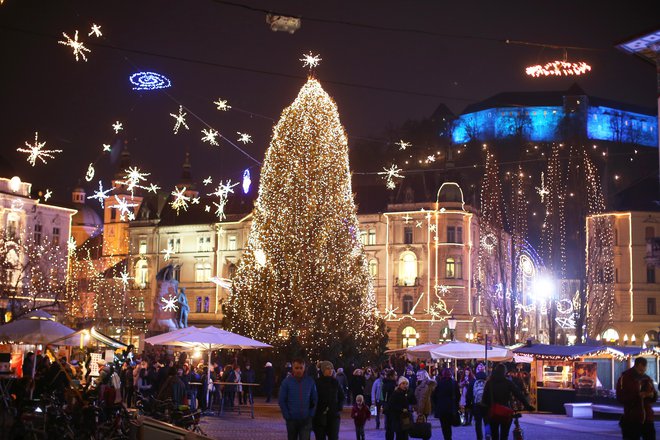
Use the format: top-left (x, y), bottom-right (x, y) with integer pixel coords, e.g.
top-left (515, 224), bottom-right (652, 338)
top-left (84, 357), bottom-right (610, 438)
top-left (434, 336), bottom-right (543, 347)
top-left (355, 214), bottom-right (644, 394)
top-left (403, 342), bottom-right (446, 361)
top-left (0, 310), bottom-right (75, 345)
top-left (429, 340), bottom-right (513, 361)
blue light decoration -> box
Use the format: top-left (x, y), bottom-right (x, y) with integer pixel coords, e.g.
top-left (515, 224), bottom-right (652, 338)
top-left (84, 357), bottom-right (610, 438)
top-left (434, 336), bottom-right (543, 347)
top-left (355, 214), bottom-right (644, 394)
top-left (129, 71), bottom-right (172, 91)
top-left (242, 169), bottom-right (251, 194)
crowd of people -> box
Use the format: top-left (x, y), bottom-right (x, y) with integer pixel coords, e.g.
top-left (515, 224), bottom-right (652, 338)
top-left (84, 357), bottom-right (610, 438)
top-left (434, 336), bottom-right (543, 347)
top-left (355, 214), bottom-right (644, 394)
top-left (278, 357), bottom-right (535, 440)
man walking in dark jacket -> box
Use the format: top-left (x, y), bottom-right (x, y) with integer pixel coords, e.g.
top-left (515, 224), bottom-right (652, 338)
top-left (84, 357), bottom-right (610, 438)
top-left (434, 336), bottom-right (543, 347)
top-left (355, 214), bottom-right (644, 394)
top-left (279, 358), bottom-right (318, 440)
top-left (313, 361), bottom-right (344, 440)
top-left (617, 357), bottom-right (658, 440)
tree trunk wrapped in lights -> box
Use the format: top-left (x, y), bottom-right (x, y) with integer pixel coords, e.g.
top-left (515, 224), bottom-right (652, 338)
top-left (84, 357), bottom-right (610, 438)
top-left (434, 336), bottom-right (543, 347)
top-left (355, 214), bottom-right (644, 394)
top-left (224, 78), bottom-right (386, 361)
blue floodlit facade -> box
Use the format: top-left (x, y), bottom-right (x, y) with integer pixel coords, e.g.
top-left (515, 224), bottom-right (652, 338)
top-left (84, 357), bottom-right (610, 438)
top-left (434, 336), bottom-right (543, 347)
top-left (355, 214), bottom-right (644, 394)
top-left (452, 105), bottom-right (657, 147)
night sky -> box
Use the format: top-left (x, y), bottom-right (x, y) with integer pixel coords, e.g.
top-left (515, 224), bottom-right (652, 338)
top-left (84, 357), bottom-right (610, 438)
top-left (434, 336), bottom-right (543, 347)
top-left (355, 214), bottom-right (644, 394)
top-left (0, 0), bottom-right (657, 205)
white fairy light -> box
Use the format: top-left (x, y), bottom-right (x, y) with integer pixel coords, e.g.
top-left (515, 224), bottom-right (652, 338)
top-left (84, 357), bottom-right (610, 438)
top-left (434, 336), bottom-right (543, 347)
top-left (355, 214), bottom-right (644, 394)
top-left (204, 205), bottom-right (211, 212)
top-left (426, 155), bottom-right (436, 163)
top-left (85, 163), bottom-right (95, 182)
top-left (170, 105), bottom-right (189, 134)
top-left (112, 121), bottom-right (123, 133)
top-left (203, 176), bottom-right (212, 186)
top-left (58, 30), bottom-right (90, 62)
top-left (396, 140), bottom-right (411, 150)
top-left (383, 306), bottom-right (399, 320)
top-left (67, 237), bottom-right (77, 255)
top-left (43, 189), bottom-right (52, 201)
top-left (117, 270), bottom-right (133, 287)
top-left (147, 183), bottom-right (160, 193)
top-left (208, 180), bottom-right (238, 220)
top-left (161, 294), bottom-right (179, 312)
top-left (201, 128), bottom-right (220, 146)
top-left (434, 284), bottom-right (450, 295)
top-left (170, 186), bottom-right (191, 214)
top-left (536, 172), bottom-right (550, 202)
top-left (112, 195), bottom-right (138, 220)
top-left (102, 144), bottom-right (112, 152)
top-left (237, 132), bottom-right (253, 144)
top-left (121, 166), bottom-right (150, 195)
top-left (88, 23), bottom-right (102, 37)
top-left (213, 98), bottom-right (231, 111)
top-left (192, 197), bottom-right (200, 204)
top-left (88, 180), bottom-right (113, 207)
top-left (300, 52), bottom-right (322, 68)
top-left (17, 132), bottom-right (62, 166)
top-left (378, 164), bottom-right (404, 189)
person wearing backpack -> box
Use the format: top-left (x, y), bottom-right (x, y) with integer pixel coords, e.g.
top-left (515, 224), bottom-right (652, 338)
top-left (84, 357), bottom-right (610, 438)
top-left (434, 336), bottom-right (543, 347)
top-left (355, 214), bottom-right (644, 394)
top-left (467, 366), bottom-right (488, 440)
top-left (616, 357), bottom-right (658, 440)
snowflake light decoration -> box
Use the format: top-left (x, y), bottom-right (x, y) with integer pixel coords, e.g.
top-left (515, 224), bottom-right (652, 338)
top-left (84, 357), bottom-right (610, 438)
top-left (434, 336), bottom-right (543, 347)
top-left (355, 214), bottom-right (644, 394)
top-left (42, 189), bottom-right (52, 201)
top-left (237, 132), bottom-right (252, 144)
top-left (117, 270), bottom-right (133, 287)
top-left (427, 299), bottom-right (453, 321)
top-left (170, 186), bottom-right (191, 215)
top-left (201, 128), bottom-right (220, 146)
top-left (555, 316), bottom-right (576, 329)
top-left (85, 163), bottom-right (95, 182)
top-left (147, 183), bottom-right (160, 193)
top-left (402, 214), bottom-right (412, 224)
top-left (161, 246), bottom-right (174, 261)
top-left (121, 166), bottom-right (150, 195)
top-left (161, 295), bottom-right (179, 312)
top-left (208, 180), bottom-right (238, 220)
top-left (102, 143), bottom-right (112, 152)
top-left (17, 132), bottom-right (62, 166)
top-left (67, 237), bottom-right (77, 254)
top-left (383, 306), bottom-right (399, 320)
top-left (112, 121), bottom-right (123, 134)
top-left (415, 221), bottom-right (423, 228)
top-left (426, 155), bottom-right (436, 163)
top-left (170, 105), bottom-right (189, 134)
top-left (536, 172), bottom-right (550, 202)
top-left (88, 24), bottom-right (102, 38)
top-left (378, 164), bottom-right (404, 190)
top-left (213, 98), bottom-right (231, 111)
top-left (88, 181), bottom-right (113, 207)
top-left (434, 284), bottom-right (450, 295)
top-left (396, 140), bottom-right (411, 151)
top-left (58, 30), bottom-right (91, 62)
top-left (203, 176), bottom-right (212, 186)
top-left (480, 231), bottom-right (497, 253)
top-left (300, 52), bottom-right (322, 69)
top-left (112, 195), bottom-right (138, 220)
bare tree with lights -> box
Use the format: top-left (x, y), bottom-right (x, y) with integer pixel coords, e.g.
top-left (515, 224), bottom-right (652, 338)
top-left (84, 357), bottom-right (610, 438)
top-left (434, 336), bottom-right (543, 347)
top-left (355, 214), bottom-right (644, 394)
top-left (224, 75), bottom-right (386, 362)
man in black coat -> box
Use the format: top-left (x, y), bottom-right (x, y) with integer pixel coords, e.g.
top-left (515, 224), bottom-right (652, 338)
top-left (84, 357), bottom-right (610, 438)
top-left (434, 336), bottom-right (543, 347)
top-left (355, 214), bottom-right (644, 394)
top-left (313, 361), bottom-right (345, 440)
top-left (262, 361), bottom-right (275, 403)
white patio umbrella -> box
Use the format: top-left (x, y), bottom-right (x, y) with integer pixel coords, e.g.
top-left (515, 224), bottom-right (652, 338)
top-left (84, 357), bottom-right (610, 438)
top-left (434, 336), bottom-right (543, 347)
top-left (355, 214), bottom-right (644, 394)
top-left (404, 342), bottom-right (446, 361)
top-left (429, 340), bottom-right (513, 361)
top-left (145, 326), bottom-right (272, 406)
top-left (0, 310), bottom-right (75, 345)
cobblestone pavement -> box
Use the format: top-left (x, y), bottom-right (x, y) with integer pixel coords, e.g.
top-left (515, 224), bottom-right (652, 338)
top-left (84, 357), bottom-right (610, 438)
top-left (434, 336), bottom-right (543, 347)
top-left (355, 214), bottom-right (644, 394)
top-left (196, 403), bottom-right (660, 439)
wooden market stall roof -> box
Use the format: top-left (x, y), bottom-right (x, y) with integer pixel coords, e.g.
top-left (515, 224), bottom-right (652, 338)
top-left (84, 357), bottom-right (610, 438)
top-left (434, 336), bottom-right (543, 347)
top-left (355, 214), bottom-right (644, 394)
top-left (513, 343), bottom-right (605, 360)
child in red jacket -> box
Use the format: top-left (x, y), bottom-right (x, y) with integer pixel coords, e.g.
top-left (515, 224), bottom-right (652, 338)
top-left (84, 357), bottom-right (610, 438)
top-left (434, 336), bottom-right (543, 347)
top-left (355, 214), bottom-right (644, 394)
top-left (351, 394), bottom-right (371, 440)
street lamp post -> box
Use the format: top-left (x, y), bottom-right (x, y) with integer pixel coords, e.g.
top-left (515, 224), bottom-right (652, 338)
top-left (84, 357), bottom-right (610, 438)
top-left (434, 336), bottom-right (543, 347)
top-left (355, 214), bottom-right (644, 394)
top-left (448, 315), bottom-right (457, 341)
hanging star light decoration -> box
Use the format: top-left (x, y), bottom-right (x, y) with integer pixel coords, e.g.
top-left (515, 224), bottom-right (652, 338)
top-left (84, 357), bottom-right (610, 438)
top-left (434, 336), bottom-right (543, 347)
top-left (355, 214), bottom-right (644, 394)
top-left (434, 284), bottom-right (450, 295)
top-left (237, 132), bottom-right (252, 144)
top-left (426, 155), bottom-right (436, 163)
top-left (427, 299), bottom-right (453, 321)
top-left (117, 270), bottom-right (133, 287)
top-left (161, 246), bottom-right (174, 261)
top-left (378, 164), bottom-right (404, 189)
top-left (170, 105), bottom-right (189, 134)
top-left (85, 163), bottom-right (95, 182)
top-left (102, 143), bottom-right (112, 152)
top-left (17, 132), bottom-right (62, 166)
top-left (300, 52), bottom-right (322, 68)
top-left (415, 221), bottom-right (423, 228)
top-left (203, 176), bottom-right (212, 186)
top-left (536, 172), bottom-right (550, 202)
top-left (213, 98), bottom-right (231, 111)
top-left (201, 128), bottom-right (220, 146)
top-left (121, 166), bottom-right (150, 195)
top-left (383, 306), bottom-right (399, 320)
top-left (146, 183), bottom-right (160, 193)
top-left (43, 189), bottom-right (52, 201)
top-left (161, 294), bottom-right (179, 312)
top-left (88, 181), bottom-right (113, 207)
top-left (191, 197), bottom-right (200, 204)
top-left (112, 121), bottom-right (123, 134)
top-left (112, 195), bottom-right (138, 220)
top-left (58, 30), bottom-right (91, 62)
top-left (402, 214), bottom-right (413, 224)
top-left (88, 23), bottom-right (102, 37)
top-left (396, 140), bottom-right (411, 150)
top-left (208, 180), bottom-right (238, 220)
top-left (205, 205), bottom-right (211, 212)
top-left (170, 186), bottom-right (191, 215)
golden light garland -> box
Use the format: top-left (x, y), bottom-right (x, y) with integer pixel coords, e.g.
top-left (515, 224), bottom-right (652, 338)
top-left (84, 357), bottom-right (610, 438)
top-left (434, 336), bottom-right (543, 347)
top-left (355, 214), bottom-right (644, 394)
top-left (525, 60), bottom-right (591, 77)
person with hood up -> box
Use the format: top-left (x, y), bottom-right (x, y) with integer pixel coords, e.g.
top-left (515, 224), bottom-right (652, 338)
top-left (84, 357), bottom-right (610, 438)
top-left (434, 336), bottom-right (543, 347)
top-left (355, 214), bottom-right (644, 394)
top-left (313, 361), bottom-right (344, 440)
top-left (481, 364), bottom-right (534, 440)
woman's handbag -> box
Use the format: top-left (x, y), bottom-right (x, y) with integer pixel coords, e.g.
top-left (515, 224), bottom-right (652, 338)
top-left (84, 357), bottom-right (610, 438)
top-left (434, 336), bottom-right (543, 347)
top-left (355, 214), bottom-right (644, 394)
top-left (409, 415), bottom-right (432, 439)
top-left (488, 383), bottom-right (514, 423)
top-left (400, 410), bottom-right (412, 431)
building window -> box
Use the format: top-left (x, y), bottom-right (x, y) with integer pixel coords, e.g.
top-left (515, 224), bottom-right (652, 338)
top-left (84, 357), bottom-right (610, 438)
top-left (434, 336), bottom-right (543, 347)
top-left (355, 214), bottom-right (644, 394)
top-left (648, 298), bottom-right (657, 315)
top-left (196, 297), bottom-right (202, 313)
top-left (645, 226), bottom-right (654, 240)
top-left (404, 227), bottom-right (413, 244)
top-left (139, 239), bottom-right (147, 254)
top-left (110, 209), bottom-right (116, 221)
top-left (402, 295), bottom-right (414, 314)
top-left (6, 213), bottom-right (19, 239)
top-left (359, 231), bottom-right (367, 245)
top-left (203, 297), bottom-right (210, 313)
top-left (136, 260), bottom-right (148, 288)
top-left (137, 297), bottom-right (145, 312)
top-left (34, 224), bottom-right (42, 246)
top-left (228, 235), bottom-right (237, 251)
top-left (457, 226), bottom-right (463, 243)
top-left (173, 265), bottom-right (181, 282)
top-left (615, 268), bottom-right (619, 283)
top-left (447, 226), bottom-right (455, 243)
top-left (52, 227), bottom-right (60, 245)
top-left (368, 229), bottom-right (376, 245)
top-left (602, 328), bottom-right (619, 343)
top-left (195, 262), bottom-right (212, 282)
top-left (402, 326), bottom-right (418, 348)
top-left (399, 252), bottom-right (417, 286)
top-left (446, 258), bottom-right (456, 278)
top-left (368, 259), bottom-right (378, 278)
top-left (168, 237), bottom-right (181, 253)
top-left (198, 236), bottom-right (211, 252)
top-left (647, 265), bottom-right (655, 283)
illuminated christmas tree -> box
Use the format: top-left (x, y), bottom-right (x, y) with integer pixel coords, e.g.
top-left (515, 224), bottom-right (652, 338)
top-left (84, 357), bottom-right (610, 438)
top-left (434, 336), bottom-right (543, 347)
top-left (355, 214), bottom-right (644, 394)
top-left (224, 77), bottom-right (385, 361)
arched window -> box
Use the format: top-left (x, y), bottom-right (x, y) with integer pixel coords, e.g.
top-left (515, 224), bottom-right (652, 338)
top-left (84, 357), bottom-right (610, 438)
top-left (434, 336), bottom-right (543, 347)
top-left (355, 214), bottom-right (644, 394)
top-left (446, 258), bottom-right (455, 278)
top-left (203, 297), bottom-right (210, 313)
top-left (195, 297), bottom-right (202, 313)
top-left (402, 326), bottom-right (418, 348)
top-left (602, 328), bottom-right (619, 342)
top-left (399, 252), bottom-right (417, 286)
top-left (402, 295), bottom-right (414, 314)
top-left (135, 260), bottom-right (148, 289)
top-left (368, 259), bottom-right (378, 278)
